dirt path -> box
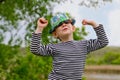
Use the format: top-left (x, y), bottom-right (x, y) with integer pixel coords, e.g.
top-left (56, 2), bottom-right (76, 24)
top-left (85, 65), bottom-right (120, 74)
top-left (84, 73), bottom-right (120, 80)
top-left (84, 65), bottom-right (120, 80)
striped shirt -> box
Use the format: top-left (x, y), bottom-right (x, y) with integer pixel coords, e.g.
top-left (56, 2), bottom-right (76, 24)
top-left (30, 24), bottom-right (109, 80)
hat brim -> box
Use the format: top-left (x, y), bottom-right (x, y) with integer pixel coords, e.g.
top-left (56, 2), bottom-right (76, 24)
top-left (49, 19), bottom-right (76, 34)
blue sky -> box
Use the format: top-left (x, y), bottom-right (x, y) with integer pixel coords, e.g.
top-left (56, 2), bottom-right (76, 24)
top-left (53, 0), bottom-right (120, 46)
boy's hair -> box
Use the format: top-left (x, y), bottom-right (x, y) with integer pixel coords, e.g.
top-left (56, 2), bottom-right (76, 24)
top-left (49, 13), bottom-right (76, 34)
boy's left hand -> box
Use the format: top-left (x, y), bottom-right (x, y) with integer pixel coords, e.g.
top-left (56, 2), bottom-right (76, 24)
top-left (82, 19), bottom-right (99, 28)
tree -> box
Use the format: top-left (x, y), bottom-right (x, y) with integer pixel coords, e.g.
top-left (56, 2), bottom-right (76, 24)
top-left (79, 0), bottom-right (112, 7)
top-left (0, 0), bottom-right (112, 46)
top-left (0, 0), bottom-right (113, 80)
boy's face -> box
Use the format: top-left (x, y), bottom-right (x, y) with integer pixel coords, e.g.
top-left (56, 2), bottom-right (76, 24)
top-left (52, 20), bottom-right (75, 39)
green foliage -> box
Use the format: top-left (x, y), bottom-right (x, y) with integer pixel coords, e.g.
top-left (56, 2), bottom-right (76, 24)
top-left (11, 54), bottom-right (52, 80)
top-left (82, 76), bottom-right (87, 80)
top-left (0, 44), bottom-right (52, 80)
top-left (86, 47), bottom-right (120, 65)
top-left (0, 0), bottom-right (112, 46)
top-left (0, 44), bottom-right (19, 68)
top-left (73, 25), bottom-right (88, 40)
top-left (103, 52), bottom-right (120, 65)
top-left (0, 0), bottom-right (64, 46)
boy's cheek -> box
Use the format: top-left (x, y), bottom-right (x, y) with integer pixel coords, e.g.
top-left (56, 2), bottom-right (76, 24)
top-left (56, 28), bottom-right (62, 33)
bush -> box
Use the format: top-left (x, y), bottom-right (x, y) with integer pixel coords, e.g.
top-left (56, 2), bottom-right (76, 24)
top-left (0, 44), bottom-right (52, 80)
top-left (112, 57), bottom-right (120, 64)
top-left (86, 51), bottom-right (120, 65)
top-left (103, 52), bottom-right (120, 65)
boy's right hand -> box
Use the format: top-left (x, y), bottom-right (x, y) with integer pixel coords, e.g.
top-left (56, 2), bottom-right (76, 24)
top-left (82, 19), bottom-right (99, 28)
top-left (35, 18), bottom-right (48, 33)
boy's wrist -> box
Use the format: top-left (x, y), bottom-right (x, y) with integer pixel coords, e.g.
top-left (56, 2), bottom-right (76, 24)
top-left (35, 27), bottom-right (43, 33)
top-left (91, 21), bottom-right (99, 28)
top-left (92, 23), bottom-right (99, 28)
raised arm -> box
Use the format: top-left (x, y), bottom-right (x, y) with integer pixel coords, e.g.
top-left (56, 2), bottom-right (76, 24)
top-left (30, 18), bottom-right (54, 56)
top-left (82, 19), bottom-right (109, 53)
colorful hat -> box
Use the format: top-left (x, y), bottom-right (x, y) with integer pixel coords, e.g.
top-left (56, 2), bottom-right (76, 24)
top-left (49, 13), bottom-right (75, 34)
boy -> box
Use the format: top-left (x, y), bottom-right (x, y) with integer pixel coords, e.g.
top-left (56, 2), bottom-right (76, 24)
top-left (30, 13), bottom-right (109, 80)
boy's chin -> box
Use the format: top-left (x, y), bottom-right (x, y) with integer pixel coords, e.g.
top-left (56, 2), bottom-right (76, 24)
top-left (61, 31), bottom-right (72, 36)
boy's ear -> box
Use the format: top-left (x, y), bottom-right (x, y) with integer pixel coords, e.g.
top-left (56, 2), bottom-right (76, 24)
top-left (72, 26), bottom-right (76, 32)
top-left (52, 31), bottom-right (58, 38)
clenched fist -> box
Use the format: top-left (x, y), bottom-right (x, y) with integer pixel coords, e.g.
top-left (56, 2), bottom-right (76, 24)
top-left (35, 18), bottom-right (48, 33)
top-left (82, 19), bottom-right (99, 28)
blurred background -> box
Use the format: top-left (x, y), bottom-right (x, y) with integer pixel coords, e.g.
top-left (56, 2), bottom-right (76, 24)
top-left (0, 0), bottom-right (120, 80)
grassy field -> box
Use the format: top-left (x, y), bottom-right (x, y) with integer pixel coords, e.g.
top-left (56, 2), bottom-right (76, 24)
top-left (86, 46), bottom-right (120, 65)
top-left (85, 46), bottom-right (120, 74)
top-left (87, 46), bottom-right (120, 58)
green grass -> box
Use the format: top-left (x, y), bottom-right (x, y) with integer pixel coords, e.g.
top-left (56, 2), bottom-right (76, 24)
top-left (86, 46), bottom-right (120, 65)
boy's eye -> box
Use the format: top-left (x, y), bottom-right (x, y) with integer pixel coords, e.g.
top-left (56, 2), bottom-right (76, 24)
top-left (64, 20), bottom-right (70, 24)
top-left (55, 20), bottom-right (72, 30)
top-left (57, 20), bottom-right (71, 27)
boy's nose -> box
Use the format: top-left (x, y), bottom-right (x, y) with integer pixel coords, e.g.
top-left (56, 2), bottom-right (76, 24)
top-left (62, 23), bottom-right (66, 27)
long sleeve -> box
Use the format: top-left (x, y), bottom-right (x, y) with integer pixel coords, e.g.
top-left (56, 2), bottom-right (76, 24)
top-left (87, 24), bottom-right (109, 53)
top-left (30, 33), bottom-right (54, 56)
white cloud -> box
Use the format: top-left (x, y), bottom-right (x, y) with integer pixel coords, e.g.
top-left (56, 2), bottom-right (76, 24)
top-left (108, 9), bottom-right (120, 46)
top-left (114, 0), bottom-right (120, 4)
